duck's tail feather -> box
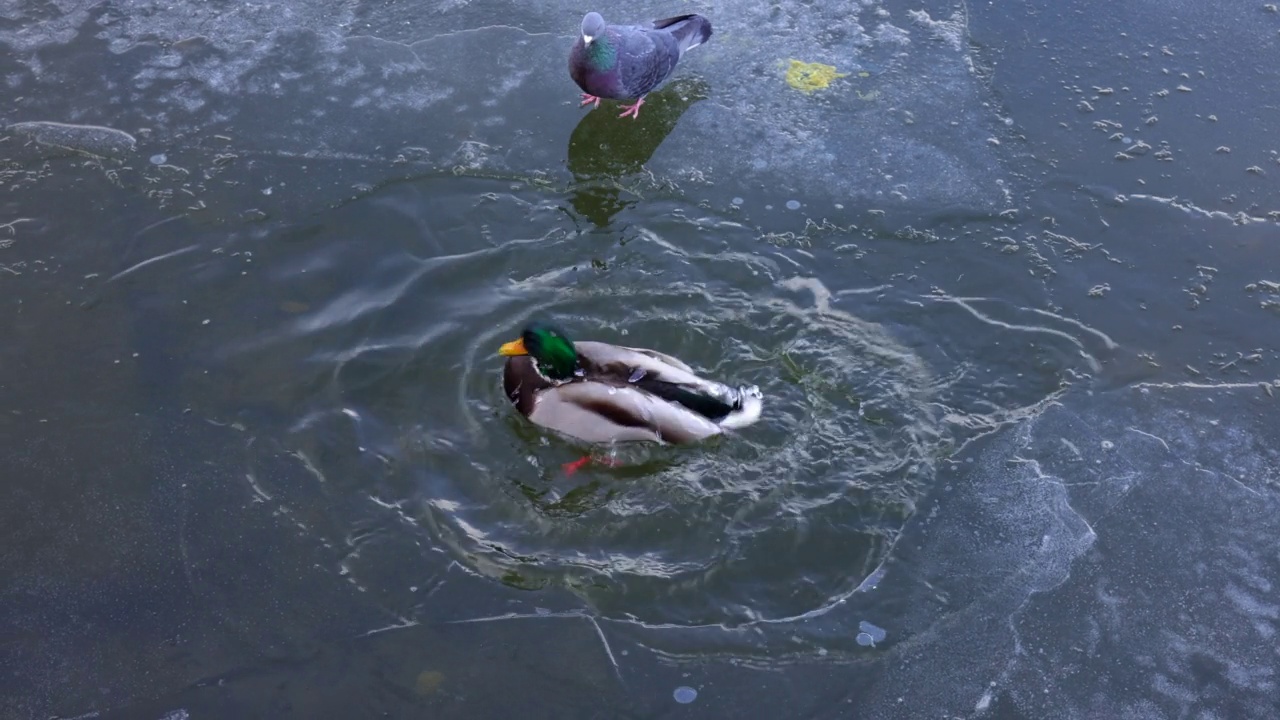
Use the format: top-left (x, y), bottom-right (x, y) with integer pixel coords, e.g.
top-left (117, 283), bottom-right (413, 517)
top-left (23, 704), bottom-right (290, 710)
top-left (635, 378), bottom-right (735, 420)
top-left (653, 14), bottom-right (713, 55)
top-left (635, 377), bottom-right (763, 429)
top-left (718, 385), bottom-right (763, 430)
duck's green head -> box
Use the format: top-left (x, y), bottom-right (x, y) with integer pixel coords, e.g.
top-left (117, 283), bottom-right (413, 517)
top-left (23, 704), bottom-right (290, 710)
top-left (498, 322), bottom-right (578, 380)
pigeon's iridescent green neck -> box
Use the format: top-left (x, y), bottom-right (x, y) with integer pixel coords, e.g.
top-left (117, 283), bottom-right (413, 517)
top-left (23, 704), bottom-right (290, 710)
top-left (585, 36), bottom-right (617, 70)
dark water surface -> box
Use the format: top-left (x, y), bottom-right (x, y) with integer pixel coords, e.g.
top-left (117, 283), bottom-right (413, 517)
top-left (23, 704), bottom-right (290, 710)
top-left (3, 0), bottom-right (1279, 717)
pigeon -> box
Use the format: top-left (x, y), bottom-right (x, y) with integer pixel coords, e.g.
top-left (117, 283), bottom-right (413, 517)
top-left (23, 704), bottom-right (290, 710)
top-left (568, 11), bottom-right (713, 120)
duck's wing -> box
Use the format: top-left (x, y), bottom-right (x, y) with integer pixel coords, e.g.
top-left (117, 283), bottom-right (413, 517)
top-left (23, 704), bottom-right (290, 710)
top-left (574, 341), bottom-right (715, 384)
top-left (573, 341), bottom-right (745, 421)
top-left (620, 346), bottom-right (697, 374)
top-left (529, 381), bottom-right (723, 444)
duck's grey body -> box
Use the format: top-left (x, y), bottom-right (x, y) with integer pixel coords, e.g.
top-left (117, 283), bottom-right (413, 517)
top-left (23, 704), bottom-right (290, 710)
top-left (503, 341), bottom-right (762, 445)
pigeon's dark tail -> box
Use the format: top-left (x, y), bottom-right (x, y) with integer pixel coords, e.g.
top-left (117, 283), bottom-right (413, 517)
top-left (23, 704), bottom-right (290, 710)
top-left (653, 14), bottom-right (713, 56)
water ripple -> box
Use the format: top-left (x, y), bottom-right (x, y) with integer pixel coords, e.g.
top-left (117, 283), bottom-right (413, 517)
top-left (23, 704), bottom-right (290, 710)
top-left (181, 176), bottom-right (1110, 655)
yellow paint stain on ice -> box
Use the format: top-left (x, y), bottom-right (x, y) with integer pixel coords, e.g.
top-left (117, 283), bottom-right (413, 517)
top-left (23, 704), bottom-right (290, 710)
top-left (415, 670), bottom-right (445, 695)
top-left (785, 59), bottom-right (850, 93)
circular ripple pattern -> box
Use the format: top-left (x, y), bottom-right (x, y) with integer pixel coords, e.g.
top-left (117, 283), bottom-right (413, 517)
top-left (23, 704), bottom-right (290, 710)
top-left (378, 221), bottom-right (941, 627)
top-left (199, 179), bottom-right (945, 629)
top-left (424, 275), bottom-right (942, 626)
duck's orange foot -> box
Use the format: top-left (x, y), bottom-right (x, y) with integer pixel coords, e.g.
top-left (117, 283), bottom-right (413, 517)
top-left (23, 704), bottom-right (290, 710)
top-left (561, 455), bottom-right (623, 476)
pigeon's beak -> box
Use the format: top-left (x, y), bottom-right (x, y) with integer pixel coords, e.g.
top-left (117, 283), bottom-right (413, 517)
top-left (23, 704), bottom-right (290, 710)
top-left (582, 34), bottom-right (593, 45)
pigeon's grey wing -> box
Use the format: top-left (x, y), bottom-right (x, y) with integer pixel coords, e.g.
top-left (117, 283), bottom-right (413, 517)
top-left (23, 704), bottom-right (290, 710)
top-left (618, 27), bottom-right (680, 97)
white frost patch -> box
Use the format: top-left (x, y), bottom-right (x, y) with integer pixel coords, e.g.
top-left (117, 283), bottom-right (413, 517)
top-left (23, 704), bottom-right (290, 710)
top-left (8, 121), bottom-right (137, 158)
top-left (975, 687), bottom-right (993, 712)
top-left (1152, 673), bottom-right (1196, 704)
top-left (874, 23), bottom-right (912, 46)
top-left (907, 9), bottom-right (966, 51)
top-left (1226, 660), bottom-right (1276, 692)
top-left (1225, 582), bottom-right (1280, 620)
top-left (1128, 193), bottom-right (1271, 225)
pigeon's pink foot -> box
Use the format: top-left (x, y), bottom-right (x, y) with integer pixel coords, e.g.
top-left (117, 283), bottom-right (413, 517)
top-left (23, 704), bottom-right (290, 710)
top-left (580, 93), bottom-right (602, 109)
top-left (617, 96), bottom-right (646, 119)
top-left (561, 455), bottom-right (622, 476)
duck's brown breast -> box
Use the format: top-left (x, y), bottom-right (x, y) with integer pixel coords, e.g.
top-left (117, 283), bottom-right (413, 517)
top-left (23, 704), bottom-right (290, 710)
top-left (503, 356), bottom-right (552, 417)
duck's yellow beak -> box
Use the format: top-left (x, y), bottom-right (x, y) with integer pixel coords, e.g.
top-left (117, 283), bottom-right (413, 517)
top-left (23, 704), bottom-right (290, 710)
top-left (498, 338), bottom-right (528, 356)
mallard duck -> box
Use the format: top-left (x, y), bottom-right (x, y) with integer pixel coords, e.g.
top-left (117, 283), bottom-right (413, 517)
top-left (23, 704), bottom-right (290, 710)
top-left (497, 322), bottom-right (763, 445)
